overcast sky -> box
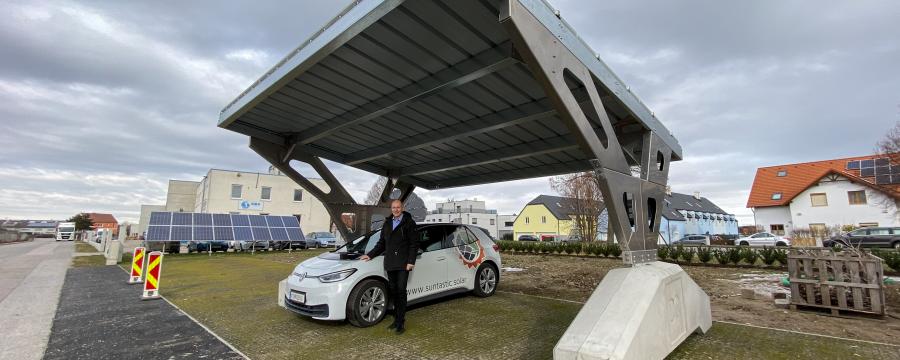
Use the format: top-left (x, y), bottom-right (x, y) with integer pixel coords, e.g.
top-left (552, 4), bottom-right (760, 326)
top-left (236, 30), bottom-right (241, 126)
top-left (1, 0), bottom-right (898, 224)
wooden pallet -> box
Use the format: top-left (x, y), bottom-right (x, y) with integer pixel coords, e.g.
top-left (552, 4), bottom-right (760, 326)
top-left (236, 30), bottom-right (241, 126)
top-left (787, 249), bottom-right (885, 316)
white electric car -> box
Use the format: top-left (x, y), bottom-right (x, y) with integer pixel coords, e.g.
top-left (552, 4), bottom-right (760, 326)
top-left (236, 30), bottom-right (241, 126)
top-left (281, 223), bottom-right (502, 327)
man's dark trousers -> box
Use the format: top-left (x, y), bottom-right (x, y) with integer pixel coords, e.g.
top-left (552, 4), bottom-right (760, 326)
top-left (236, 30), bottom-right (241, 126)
top-left (387, 269), bottom-right (410, 325)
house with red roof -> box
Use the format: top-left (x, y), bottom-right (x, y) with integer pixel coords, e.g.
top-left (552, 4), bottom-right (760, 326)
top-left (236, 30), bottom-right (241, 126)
top-left (87, 213), bottom-right (119, 237)
top-left (746, 154), bottom-right (899, 237)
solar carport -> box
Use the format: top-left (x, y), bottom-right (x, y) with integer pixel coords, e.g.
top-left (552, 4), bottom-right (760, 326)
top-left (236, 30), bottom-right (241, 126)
top-left (218, 1), bottom-right (709, 358)
top-left (218, 0), bottom-right (681, 261)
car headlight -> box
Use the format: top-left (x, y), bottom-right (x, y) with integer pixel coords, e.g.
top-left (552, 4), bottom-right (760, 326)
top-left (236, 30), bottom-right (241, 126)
top-left (318, 268), bottom-right (357, 283)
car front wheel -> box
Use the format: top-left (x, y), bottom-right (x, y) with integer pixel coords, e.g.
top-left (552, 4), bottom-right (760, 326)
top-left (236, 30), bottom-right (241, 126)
top-left (893, 241), bottom-right (900, 250)
top-left (346, 279), bottom-right (387, 328)
top-left (472, 263), bottom-right (498, 298)
top-left (775, 242), bottom-right (787, 247)
top-left (739, 241), bottom-right (749, 246)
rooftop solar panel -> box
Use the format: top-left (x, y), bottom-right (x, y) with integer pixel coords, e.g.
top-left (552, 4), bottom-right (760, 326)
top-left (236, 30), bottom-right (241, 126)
top-left (846, 161), bottom-right (860, 170)
top-left (861, 168), bottom-right (875, 177)
top-left (149, 212), bottom-right (172, 226)
top-left (875, 158), bottom-right (889, 167)
top-left (861, 159), bottom-right (875, 168)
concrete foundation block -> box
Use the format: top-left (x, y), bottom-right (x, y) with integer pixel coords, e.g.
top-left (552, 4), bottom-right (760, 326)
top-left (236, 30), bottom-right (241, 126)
top-left (104, 240), bottom-right (124, 266)
top-left (774, 298), bottom-right (790, 309)
top-left (277, 279), bottom-right (287, 309)
top-left (553, 261), bottom-right (711, 360)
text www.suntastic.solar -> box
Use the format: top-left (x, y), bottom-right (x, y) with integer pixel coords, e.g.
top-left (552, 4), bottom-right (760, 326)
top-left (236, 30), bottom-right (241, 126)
top-left (407, 277), bottom-right (467, 296)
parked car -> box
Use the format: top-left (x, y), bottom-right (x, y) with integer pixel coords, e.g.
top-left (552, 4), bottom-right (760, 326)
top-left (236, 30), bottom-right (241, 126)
top-left (824, 227), bottom-right (900, 249)
top-left (736, 232), bottom-right (791, 247)
top-left (671, 235), bottom-right (710, 246)
top-left (189, 241), bottom-right (230, 253)
top-left (147, 241), bottom-right (183, 254)
top-left (307, 232), bottom-right (337, 247)
top-left (518, 234), bottom-right (538, 241)
top-left (232, 240), bottom-right (271, 251)
top-left (282, 223), bottom-right (501, 327)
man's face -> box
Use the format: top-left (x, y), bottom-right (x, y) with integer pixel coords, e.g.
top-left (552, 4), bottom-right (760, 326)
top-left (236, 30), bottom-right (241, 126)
top-left (391, 201), bottom-right (403, 217)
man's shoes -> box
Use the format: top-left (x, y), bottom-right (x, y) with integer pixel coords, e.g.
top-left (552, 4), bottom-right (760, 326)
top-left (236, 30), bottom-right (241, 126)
top-left (395, 324), bottom-right (405, 335)
top-left (387, 322), bottom-right (398, 330)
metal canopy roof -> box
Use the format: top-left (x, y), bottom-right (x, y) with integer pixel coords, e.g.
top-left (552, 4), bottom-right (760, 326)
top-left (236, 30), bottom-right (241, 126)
top-left (219, 0), bottom-right (681, 190)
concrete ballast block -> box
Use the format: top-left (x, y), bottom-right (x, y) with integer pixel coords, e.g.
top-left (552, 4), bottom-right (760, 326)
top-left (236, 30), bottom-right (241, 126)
top-left (553, 262), bottom-right (712, 360)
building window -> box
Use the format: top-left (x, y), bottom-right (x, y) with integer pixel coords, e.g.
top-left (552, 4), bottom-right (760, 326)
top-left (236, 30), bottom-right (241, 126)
top-left (771, 193), bottom-right (782, 200)
top-left (541, 216), bottom-right (546, 224)
top-left (770, 224), bottom-right (785, 235)
top-left (490, 219), bottom-right (495, 226)
top-left (261, 186), bottom-right (271, 201)
top-left (472, 218), bottom-right (478, 224)
top-left (505, 221), bottom-right (514, 227)
top-left (859, 222), bottom-right (878, 228)
top-left (809, 193), bottom-right (827, 207)
top-left (776, 170), bottom-right (787, 177)
top-left (231, 184), bottom-right (242, 199)
top-left (848, 190), bottom-right (867, 205)
top-left (525, 217), bottom-right (530, 224)
top-left (293, 189), bottom-right (303, 202)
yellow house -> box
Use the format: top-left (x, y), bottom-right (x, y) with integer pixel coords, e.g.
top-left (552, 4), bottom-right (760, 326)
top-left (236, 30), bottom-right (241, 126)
top-left (513, 195), bottom-right (575, 241)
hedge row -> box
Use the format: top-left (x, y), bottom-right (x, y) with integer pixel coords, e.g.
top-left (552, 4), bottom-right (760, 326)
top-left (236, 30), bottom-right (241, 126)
top-left (657, 245), bottom-right (789, 267)
top-left (495, 240), bottom-right (622, 258)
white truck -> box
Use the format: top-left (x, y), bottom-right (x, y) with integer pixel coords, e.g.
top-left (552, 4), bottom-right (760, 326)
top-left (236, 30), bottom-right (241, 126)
top-left (56, 222), bottom-right (76, 241)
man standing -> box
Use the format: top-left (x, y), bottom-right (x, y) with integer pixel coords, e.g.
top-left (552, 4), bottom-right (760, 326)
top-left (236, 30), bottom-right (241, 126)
top-left (358, 199), bottom-right (418, 334)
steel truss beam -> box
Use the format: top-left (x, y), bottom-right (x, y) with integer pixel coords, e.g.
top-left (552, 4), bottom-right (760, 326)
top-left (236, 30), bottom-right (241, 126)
top-left (502, 0), bottom-right (672, 265)
top-left (249, 137), bottom-right (416, 242)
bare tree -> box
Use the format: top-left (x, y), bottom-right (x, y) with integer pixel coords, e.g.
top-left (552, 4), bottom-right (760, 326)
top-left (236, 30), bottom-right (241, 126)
top-left (874, 120), bottom-right (900, 219)
top-left (550, 172), bottom-right (604, 242)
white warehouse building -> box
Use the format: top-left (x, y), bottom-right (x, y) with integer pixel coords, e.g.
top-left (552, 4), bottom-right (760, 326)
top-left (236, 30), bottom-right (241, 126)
top-left (423, 199), bottom-right (515, 239)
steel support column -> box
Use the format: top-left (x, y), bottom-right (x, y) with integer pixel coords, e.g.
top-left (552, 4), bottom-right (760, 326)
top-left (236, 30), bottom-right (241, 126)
top-left (249, 137), bottom-right (415, 242)
top-left (501, 0), bottom-right (671, 265)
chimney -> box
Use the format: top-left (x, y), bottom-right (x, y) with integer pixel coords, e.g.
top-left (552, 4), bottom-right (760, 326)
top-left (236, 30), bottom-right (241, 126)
top-left (665, 186), bottom-right (672, 196)
top-left (693, 191), bottom-right (701, 200)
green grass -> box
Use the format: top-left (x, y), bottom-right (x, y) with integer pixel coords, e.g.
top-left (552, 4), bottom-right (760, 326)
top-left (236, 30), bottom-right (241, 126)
top-left (71, 255), bottom-right (106, 267)
top-left (75, 242), bottom-right (98, 253)
top-left (148, 250), bottom-right (900, 360)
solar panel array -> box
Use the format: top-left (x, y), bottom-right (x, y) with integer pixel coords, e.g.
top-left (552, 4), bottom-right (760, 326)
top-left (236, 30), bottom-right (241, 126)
top-left (847, 158), bottom-right (900, 184)
top-left (146, 212), bottom-right (304, 242)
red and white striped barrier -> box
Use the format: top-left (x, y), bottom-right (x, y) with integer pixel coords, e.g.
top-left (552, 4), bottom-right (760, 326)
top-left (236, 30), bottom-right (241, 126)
top-left (141, 251), bottom-right (163, 300)
top-left (128, 247), bottom-right (145, 284)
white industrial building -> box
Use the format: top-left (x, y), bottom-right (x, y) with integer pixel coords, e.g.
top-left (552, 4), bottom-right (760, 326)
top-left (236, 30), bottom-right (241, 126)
top-left (137, 167), bottom-right (331, 236)
top-left (423, 199), bottom-right (515, 239)
top-left (747, 155), bottom-right (899, 237)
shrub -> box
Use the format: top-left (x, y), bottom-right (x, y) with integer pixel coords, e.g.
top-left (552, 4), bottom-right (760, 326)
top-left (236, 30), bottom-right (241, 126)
top-left (608, 243), bottom-right (622, 258)
top-left (669, 245), bottom-right (684, 263)
top-left (680, 246), bottom-right (696, 263)
top-left (600, 242), bottom-right (611, 257)
top-left (741, 247), bottom-right (759, 265)
top-left (713, 249), bottom-right (730, 265)
top-left (873, 249), bottom-right (900, 272)
top-left (697, 247), bottom-right (713, 264)
top-left (759, 246), bottom-right (778, 266)
top-left (592, 242), bottom-right (604, 256)
top-left (727, 247), bottom-right (743, 265)
top-left (563, 242), bottom-right (574, 255)
top-left (657, 245), bottom-right (670, 261)
top-left (773, 248), bottom-right (788, 266)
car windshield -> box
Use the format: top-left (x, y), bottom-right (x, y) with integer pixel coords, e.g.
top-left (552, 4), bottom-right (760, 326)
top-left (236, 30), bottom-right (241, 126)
top-left (341, 230), bottom-right (381, 254)
top-left (58, 227), bottom-right (74, 232)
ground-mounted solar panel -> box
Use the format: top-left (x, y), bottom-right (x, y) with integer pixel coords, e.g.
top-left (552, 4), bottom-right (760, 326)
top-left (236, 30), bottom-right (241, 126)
top-left (149, 212), bottom-right (172, 225)
top-left (232, 214), bottom-right (251, 226)
top-left (173, 212), bottom-right (193, 226)
top-left (171, 226), bottom-right (193, 241)
top-left (286, 228), bottom-right (304, 241)
top-left (270, 227), bottom-right (289, 241)
top-left (214, 227), bottom-right (234, 241)
top-left (194, 226), bottom-right (214, 241)
top-left (265, 215), bottom-right (284, 227)
top-left (249, 215), bottom-right (268, 227)
top-left (194, 213), bottom-right (213, 226)
top-left (281, 216), bottom-right (300, 227)
top-left (233, 227), bottom-right (253, 241)
top-left (147, 226), bottom-right (170, 240)
top-left (213, 213), bottom-right (232, 226)
top-left (252, 227), bottom-right (272, 241)
top-left (846, 161), bottom-right (860, 170)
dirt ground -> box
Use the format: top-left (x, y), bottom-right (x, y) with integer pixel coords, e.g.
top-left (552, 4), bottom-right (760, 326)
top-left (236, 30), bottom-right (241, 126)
top-left (500, 253), bottom-right (900, 345)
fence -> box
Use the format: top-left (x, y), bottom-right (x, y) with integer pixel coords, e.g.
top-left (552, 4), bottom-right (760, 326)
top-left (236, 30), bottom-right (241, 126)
top-left (0, 229), bottom-right (33, 244)
top-left (787, 249), bottom-right (885, 316)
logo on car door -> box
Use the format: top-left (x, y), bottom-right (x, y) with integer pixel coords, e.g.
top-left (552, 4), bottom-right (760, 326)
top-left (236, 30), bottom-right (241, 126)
top-left (456, 240), bottom-right (485, 269)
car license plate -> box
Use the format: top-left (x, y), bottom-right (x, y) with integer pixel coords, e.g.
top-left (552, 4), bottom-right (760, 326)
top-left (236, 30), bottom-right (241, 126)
top-left (290, 291), bottom-right (306, 304)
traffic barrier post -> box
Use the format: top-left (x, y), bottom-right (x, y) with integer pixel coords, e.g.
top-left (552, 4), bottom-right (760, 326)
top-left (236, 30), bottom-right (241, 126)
top-left (141, 251), bottom-right (163, 300)
top-left (128, 247), bottom-right (145, 284)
